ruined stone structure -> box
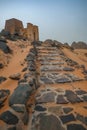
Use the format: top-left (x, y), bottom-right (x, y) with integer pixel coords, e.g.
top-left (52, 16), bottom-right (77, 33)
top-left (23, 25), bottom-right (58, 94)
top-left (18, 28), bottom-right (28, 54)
top-left (5, 18), bottom-right (39, 41)
top-left (5, 18), bottom-right (24, 35)
top-left (22, 23), bottom-right (39, 41)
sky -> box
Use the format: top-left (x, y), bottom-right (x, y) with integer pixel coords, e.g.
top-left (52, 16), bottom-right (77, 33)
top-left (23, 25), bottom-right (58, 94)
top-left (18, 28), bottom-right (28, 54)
top-left (0, 0), bottom-right (87, 44)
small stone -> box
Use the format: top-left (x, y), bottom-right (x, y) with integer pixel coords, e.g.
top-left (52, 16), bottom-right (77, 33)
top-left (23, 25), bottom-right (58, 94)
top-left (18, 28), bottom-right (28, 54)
top-left (82, 95), bottom-right (87, 101)
top-left (29, 65), bottom-right (36, 71)
top-left (65, 90), bottom-right (83, 103)
top-left (41, 65), bottom-right (62, 71)
top-left (35, 105), bottom-right (47, 111)
top-left (40, 76), bottom-right (53, 84)
top-left (56, 95), bottom-right (68, 104)
top-left (83, 106), bottom-right (87, 109)
top-left (0, 63), bottom-right (4, 69)
top-left (22, 67), bottom-right (27, 72)
top-left (83, 70), bottom-right (87, 75)
top-left (47, 88), bottom-right (51, 91)
top-left (63, 107), bottom-right (73, 114)
top-left (84, 76), bottom-right (87, 80)
top-left (0, 89), bottom-right (10, 98)
top-left (67, 124), bottom-right (86, 130)
top-left (39, 114), bottom-right (65, 130)
top-left (0, 40), bottom-right (11, 53)
top-left (9, 73), bottom-right (21, 80)
top-left (0, 76), bottom-right (7, 84)
top-left (65, 73), bottom-right (82, 82)
top-left (55, 77), bottom-right (71, 83)
top-left (36, 92), bottom-right (56, 103)
top-left (80, 64), bottom-right (85, 69)
top-left (0, 89), bottom-right (10, 107)
top-left (26, 55), bottom-right (34, 61)
top-left (29, 79), bottom-right (34, 87)
top-left (18, 79), bottom-right (27, 84)
top-left (24, 73), bottom-right (31, 79)
top-left (76, 113), bottom-right (87, 125)
top-left (0, 104), bottom-right (4, 108)
top-left (63, 67), bottom-right (74, 71)
top-left (48, 106), bottom-right (63, 116)
top-left (0, 111), bottom-right (18, 125)
top-left (59, 113), bottom-right (76, 124)
top-left (75, 90), bottom-right (87, 95)
top-left (9, 84), bottom-right (32, 106)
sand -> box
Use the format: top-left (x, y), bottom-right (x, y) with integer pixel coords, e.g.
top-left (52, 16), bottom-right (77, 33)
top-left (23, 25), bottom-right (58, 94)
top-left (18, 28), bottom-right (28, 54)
top-left (0, 40), bottom-right (32, 91)
top-left (62, 48), bottom-right (87, 69)
top-left (0, 40), bottom-right (32, 115)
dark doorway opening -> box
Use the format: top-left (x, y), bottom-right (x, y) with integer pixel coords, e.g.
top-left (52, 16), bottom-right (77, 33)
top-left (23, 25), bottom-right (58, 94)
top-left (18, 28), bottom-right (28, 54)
top-left (34, 32), bottom-right (36, 41)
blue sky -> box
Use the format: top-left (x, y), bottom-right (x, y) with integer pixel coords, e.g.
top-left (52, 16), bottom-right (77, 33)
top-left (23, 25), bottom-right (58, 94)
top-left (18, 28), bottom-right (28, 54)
top-left (0, 0), bottom-right (87, 44)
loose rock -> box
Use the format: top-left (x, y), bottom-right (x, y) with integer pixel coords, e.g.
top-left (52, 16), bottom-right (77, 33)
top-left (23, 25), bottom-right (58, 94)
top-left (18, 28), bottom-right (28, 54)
top-left (67, 124), bottom-right (86, 130)
top-left (36, 92), bottom-right (56, 103)
top-left (9, 84), bottom-right (32, 106)
top-left (65, 90), bottom-right (83, 103)
top-left (59, 113), bottom-right (76, 124)
top-left (0, 111), bottom-right (18, 125)
top-left (63, 107), bottom-right (73, 114)
top-left (38, 114), bottom-right (65, 130)
top-left (35, 105), bottom-right (47, 111)
top-left (9, 73), bottom-right (21, 80)
top-left (0, 76), bottom-right (7, 84)
top-left (57, 95), bottom-right (68, 104)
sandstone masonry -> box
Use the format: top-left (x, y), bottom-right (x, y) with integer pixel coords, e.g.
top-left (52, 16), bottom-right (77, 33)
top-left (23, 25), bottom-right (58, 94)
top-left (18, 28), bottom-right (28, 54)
top-left (5, 18), bottom-right (39, 41)
top-left (5, 18), bottom-right (23, 35)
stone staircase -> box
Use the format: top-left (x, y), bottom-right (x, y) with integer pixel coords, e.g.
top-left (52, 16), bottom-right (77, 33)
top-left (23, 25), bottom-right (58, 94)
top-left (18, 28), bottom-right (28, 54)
top-left (30, 42), bottom-right (87, 130)
top-left (0, 41), bottom-right (87, 130)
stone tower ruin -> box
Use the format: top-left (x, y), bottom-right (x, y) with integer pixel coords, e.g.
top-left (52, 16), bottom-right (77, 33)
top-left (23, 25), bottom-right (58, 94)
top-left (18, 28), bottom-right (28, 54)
top-left (4, 18), bottom-right (39, 41)
top-left (5, 18), bottom-right (24, 35)
top-left (26, 23), bottom-right (39, 41)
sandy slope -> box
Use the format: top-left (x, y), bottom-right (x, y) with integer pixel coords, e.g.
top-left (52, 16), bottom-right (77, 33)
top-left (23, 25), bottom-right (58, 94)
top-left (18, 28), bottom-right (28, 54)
top-left (0, 40), bottom-right (32, 94)
top-left (62, 48), bottom-right (87, 69)
top-left (56, 47), bottom-right (87, 116)
top-left (0, 45), bottom-right (87, 95)
top-left (0, 40), bottom-right (33, 120)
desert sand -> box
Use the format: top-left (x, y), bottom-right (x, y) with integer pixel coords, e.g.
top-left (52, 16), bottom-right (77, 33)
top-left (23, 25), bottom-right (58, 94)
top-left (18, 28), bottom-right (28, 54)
top-left (0, 40), bottom-right (32, 116)
top-left (0, 40), bottom-right (31, 90)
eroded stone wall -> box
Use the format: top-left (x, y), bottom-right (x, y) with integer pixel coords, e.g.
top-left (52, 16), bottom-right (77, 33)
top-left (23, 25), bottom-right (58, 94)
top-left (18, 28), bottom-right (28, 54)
top-left (4, 18), bottom-right (39, 41)
top-left (24, 23), bottom-right (39, 41)
top-left (5, 18), bottom-right (24, 35)
top-left (33, 25), bottom-right (39, 41)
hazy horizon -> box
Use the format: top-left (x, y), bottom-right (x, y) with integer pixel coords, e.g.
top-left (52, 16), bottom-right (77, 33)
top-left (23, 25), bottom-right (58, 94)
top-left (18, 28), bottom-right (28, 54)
top-left (0, 0), bottom-right (87, 44)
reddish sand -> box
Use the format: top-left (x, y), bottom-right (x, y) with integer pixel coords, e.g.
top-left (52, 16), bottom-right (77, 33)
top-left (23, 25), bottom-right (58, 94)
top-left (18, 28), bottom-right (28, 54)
top-left (0, 40), bottom-right (32, 92)
top-left (0, 40), bottom-right (32, 116)
top-left (62, 48), bottom-right (87, 69)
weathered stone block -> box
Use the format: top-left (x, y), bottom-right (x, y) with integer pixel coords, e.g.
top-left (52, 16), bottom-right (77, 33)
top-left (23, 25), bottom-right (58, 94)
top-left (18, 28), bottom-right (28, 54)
top-left (9, 84), bottom-right (32, 106)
